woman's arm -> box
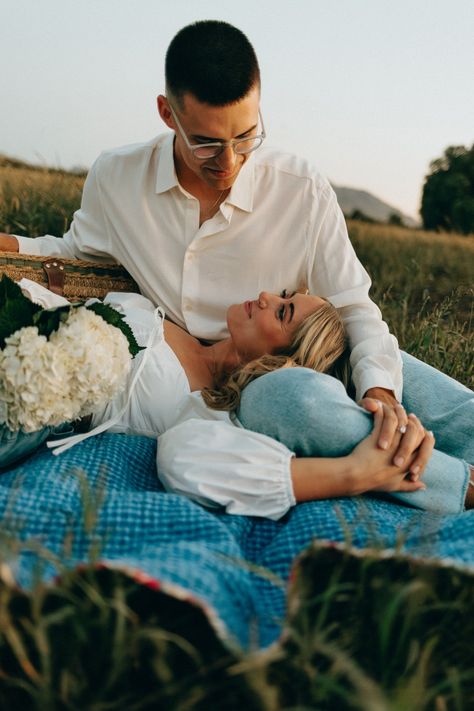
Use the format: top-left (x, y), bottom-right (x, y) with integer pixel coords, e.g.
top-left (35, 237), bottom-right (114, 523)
top-left (157, 404), bottom-right (430, 519)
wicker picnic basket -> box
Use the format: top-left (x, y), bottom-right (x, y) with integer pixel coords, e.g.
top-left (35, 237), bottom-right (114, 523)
top-left (0, 252), bottom-right (139, 301)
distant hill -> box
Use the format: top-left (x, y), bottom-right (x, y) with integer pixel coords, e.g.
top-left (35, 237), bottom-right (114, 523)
top-left (0, 152), bottom-right (417, 226)
top-left (332, 184), bottom-right (418, 227)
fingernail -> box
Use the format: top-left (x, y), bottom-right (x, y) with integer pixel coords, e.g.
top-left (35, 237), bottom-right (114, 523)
top-left (395, 456), bottom-right (404, 467)
top-left (428, 430), bottom-right (434, 437)
top-left (412, 465), bottom-right (420, 475)
top-left (420, 484), bottom-right (427, 490)
top-left (380, 440), bottom-right (388, 450)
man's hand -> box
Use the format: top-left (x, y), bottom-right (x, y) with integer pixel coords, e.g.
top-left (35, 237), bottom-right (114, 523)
top-left (359, 386), bottom-right (434, 480)
top-left (0, 234), bottom-right (19, 252)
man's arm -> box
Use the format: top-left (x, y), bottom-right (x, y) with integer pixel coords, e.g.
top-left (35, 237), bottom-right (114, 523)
top-left (306, 183), bottom-right (402, 400)
top-left (0, 234), bottom-right (19, 251)
top-left (305, 183), bottom-right (434, 472)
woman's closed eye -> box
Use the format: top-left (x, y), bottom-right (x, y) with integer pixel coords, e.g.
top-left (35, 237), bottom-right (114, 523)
top-left (278, 290), bottom-right (296, 322)
top-left (278, 302), bottom-right (295, 322)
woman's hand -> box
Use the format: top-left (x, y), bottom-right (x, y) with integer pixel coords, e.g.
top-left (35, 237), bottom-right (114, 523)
top-left (347, 404), bottom-right (432, 495)
top-left (359, 392), bottom-right (434, 480)
top-left (360, 388), bottom-right (408, 448)
top-left (290, 403), bottom-right (434, 503)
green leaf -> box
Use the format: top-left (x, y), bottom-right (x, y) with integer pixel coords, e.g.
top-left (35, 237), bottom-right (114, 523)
top-left (86, 302), bottom-right (143, 358)
top-left (33, 305), bottom-right (72, 338)
top-left (0, 275), bottom-right (41, 348)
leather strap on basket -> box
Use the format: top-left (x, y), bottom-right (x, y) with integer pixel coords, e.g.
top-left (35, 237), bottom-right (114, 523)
top-left (42, 259), bottom-right (65, 296)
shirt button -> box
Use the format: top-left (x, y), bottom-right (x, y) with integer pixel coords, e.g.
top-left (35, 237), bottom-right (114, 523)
top-left (183, 299), bottom-right (192, 311)
top-left (186, 252), bottom-right (194, 262)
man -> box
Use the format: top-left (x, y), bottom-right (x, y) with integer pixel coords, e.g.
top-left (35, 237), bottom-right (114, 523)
top-left (0, 20), bottom-right (420, 462)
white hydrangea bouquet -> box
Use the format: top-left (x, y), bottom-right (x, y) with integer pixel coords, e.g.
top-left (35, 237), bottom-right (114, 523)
top-left (0, 275), bottom-right (141, 435)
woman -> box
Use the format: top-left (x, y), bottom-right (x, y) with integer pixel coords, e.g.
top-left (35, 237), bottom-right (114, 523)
top-left (79, 287), bottom-right (471, 518)
top-left (154, 291), bottom-right (473, 518)
top-left (5, 282), bottom-right (471, 517)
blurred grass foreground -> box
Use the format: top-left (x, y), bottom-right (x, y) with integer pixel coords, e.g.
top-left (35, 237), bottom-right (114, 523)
top-left (0, 158), bottom-right (473, 709)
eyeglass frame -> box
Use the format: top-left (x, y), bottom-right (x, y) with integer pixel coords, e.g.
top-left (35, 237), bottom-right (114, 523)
top-left (166, 98), bottom-right (266, 160)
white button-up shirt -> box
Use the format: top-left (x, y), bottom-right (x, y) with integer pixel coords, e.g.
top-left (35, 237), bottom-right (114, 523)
top-left (16, 132), bottom-right (402, 400)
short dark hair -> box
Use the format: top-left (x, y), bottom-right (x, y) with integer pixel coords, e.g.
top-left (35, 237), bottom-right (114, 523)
top-left (165, 20), bottom-right (260, 107)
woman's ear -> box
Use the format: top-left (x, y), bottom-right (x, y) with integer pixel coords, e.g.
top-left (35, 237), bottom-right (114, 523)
top-left (157, 95), bottom-right (174, 130)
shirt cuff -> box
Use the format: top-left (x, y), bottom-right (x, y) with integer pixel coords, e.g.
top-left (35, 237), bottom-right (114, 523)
top-left (356, 368), bottom-right (402, 403)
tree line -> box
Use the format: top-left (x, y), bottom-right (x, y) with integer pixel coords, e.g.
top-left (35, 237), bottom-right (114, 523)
top-left (421, 144), bottom-right (474, 235)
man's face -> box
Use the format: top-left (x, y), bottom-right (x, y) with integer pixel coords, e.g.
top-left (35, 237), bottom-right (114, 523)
top-left (158, 86), bottom-right (261, 191)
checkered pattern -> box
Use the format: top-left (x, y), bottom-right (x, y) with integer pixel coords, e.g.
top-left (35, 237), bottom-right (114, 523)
top-left (0, 433), bottom-right (473, 649)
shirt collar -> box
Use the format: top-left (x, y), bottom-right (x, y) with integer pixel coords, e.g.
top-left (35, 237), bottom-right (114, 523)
top-left (155, 133), bottom-right (179, 194)
top-left (226, 153), bottom-right (255, 213)
top-left (155, 131), bottom-right (255, 212)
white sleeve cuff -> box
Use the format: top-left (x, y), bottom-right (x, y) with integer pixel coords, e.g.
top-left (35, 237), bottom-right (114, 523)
top-left (157, 419), bottom-right (296, 520)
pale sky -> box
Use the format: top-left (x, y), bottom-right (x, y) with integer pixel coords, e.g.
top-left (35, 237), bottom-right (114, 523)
top-left (1, 0), bottom-right (473, 220)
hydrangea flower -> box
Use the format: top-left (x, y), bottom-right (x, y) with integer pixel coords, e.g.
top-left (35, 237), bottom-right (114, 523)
top-left (0, 307), bottom-right (131, 432)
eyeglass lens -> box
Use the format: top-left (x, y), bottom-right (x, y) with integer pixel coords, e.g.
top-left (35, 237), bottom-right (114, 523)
top-left (193, 136), bottom-right (264, 159)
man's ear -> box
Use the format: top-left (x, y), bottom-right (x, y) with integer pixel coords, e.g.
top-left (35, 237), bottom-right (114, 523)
top-left (157, 95), bottom-right (174, 129)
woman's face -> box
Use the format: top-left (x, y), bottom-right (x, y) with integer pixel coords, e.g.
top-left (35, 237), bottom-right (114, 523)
top-left (227, 291), bottom-right (326, 361)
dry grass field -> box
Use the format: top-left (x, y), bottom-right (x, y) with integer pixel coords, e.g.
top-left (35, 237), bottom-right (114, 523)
top-left (349, 220), bottom-right (473, 388)
top-left (0, 162), bottom-right (84, 239)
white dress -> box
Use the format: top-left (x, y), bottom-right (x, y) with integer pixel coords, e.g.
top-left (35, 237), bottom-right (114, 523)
top-left (90, 292), bottom-right (191, 437)
top-left (18, 282), bottom-right (296, 521)
top-left (97, 293), bottom-right (296, 521)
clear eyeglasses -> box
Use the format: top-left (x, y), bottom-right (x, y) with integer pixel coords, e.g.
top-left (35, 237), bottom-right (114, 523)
top-left (167, 99), bottom-right (266, 160)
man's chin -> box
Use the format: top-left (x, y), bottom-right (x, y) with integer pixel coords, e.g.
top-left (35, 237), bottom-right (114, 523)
top-left (203, 167), bottom-right (239, 189)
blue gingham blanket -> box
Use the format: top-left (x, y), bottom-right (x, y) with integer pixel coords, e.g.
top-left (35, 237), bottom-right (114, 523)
top-left (0, 433), bottom-right (473, 650)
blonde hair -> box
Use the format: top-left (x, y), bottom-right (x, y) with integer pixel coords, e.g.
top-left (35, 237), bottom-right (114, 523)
top-left (202, 299), bottom-right (350, 412)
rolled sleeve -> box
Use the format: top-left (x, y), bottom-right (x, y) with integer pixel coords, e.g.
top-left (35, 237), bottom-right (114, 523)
top-left (157, 419), bottom-right (296, 520)
top-left (16, 233), bottom-right (79, 257)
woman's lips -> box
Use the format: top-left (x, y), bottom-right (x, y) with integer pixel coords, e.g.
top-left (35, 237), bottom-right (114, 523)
top-left (245, 301), bottom-right (252, 318)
